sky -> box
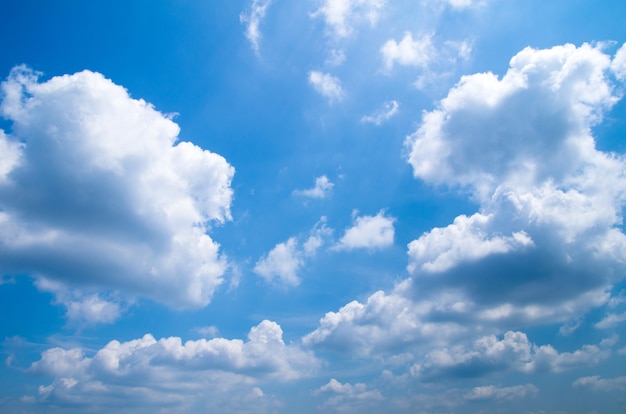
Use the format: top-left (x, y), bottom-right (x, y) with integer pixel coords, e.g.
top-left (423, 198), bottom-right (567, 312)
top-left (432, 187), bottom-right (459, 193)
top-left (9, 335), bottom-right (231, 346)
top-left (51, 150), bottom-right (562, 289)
top-left (0, 0), bottom-right (626, 413)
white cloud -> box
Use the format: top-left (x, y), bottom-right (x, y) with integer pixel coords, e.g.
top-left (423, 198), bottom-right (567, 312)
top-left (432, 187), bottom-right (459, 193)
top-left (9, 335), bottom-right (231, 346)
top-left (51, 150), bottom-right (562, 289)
top-left (254, 218), bottom-right (332, 286)
top-left (34, 277), bottom-right (123, 325)
top-left (465, 384), bottom-right (538, 401)
top-left (25, 321), bottom-right (318, 410)
top-left (309, 71), bottom-right (345, 102)
top-left (404, 43), bottom-right (626, 322)
top-left (312, 0), bottom-right (385, 38)
top-left (294, 175), bottom-right (334, 199)
top-left (411, 331), bottom-right (610, 380)
top-left (611, 42), bottom-right (626, 80)
top-left (595, 312), bottom-right (626, 329)
top-left (302, 287), bottom-right (464, 356)
top-left (334, 210), bottom-right (395, 251)
top-left (194, 325), bottom-right (219, 337)
top-left (303, 217), bottom-right (333, 256)
top-left (0, 67), bottom-right (234, 313)
top-left (254, 238), bottom-right (303, 286)
top-left (318, 378), bottom-right (384, 412)
top-left (240, 0), bottom-right (272, 54)
top-left (381, 33), bottom-right (436, 71)
top-left (408, 213), bottom-right (533, 273)
top-left (361, 100), bottom-right (399, 125)
top-left (573, 375), bottom-right (626, 392)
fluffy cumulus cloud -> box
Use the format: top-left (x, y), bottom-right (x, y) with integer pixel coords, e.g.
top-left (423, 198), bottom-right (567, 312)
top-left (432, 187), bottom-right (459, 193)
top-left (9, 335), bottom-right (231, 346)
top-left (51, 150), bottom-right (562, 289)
top-left (404, 43), bottom-right (626, 323)
top-left (312, 0), bottom-right (385, 38)
top-left (0, 67), bottom-right (234, 317)
top-left (308, 71), bottom-right (345, 102)
top-left (240, 0), bottom-right (272, 54)
top-left (293, 175), bottom-right (334, 199)
top-left (25, 320), bottom-right (318, 411)
top-left (334, 210), bottom-right (395, 251)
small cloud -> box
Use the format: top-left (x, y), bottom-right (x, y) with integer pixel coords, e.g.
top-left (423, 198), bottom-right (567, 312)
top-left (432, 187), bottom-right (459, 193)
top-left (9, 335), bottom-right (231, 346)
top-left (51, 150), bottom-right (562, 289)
top-left (311, 0), bottom-right (385, 38)
top-left (303, 217), bottom-right (333, 256)
top-left (465, 384), bottom-right (538, 401)
top-left (325, 48), bottom-right (346, 67)
top-left (334, 210), bottom-right (395, 251)
top-left (361, 100), bottom-right (399, 125)
top-left (559, 318), bottom-right (581, 336)
top-left (595, 312), bottom-right (626, 329)
top-left (293, 175), bottom-right (334, 199)
top-left (308, 71), bottom-right (345, 102)
top-left (194, 326), bottom-right (219, 338)
top-left (318, 378), bottom-right (384, 411)
top-left (254, 238), bottom-right (302, 286)
top-left (35, 277), bottom-right (122, 325)
top-left (381, 32), bottom-right (436, 71)
top-left (573, 375), bottom-right (626, 392)
top-left (240, 0), bottom-right (272, 54)
top-left (254, 218), bottom-right (333, 286)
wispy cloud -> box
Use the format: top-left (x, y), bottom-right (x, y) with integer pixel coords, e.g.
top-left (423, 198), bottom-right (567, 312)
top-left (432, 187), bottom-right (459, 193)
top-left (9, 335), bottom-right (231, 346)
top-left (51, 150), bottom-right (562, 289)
top-left (361, 100), bottom-right (399, 125)
top-left (308, 71), bottom-right (345, 102)
top-left (240, 0), bottom-right (272, 54)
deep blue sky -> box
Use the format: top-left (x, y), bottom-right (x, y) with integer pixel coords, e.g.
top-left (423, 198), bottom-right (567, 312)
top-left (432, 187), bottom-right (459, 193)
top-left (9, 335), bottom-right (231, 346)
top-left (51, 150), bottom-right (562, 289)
top-left (1, 1), bottom-right (626, 412)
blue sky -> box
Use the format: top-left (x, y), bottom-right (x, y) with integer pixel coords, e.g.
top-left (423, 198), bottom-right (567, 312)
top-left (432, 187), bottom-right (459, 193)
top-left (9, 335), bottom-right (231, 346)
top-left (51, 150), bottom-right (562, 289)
top-left (1, 0), bottom-right (626, 412)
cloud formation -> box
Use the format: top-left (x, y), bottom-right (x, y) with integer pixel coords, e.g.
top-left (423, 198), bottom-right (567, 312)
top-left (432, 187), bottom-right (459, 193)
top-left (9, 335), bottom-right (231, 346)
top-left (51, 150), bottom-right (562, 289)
top-left (254, 238), bottom-right (303, 286)
top-left (309, 71), bottom-right (345, 102)
top-left (293, 175), bottom-right (334, 199)
top-left (0, 67), bottom-right (234, 316)
top-left (318, 378), bottom-right (384, 412)
top-left (464, 384), bottom-right (538, 401)
top-left (573, 375), bottom-right (626, 392)
top-left (240, 0), bottom-right (272, 54)
top-left (254, 218), bottom-right (332, 286)
top-left (334, 210), bottom-right (395, 251)
top-left (312, 0), bottom-right (385, 38)
top-left (381, 33), bottom-right (436, 71)
top-left (361, 100), bottom-right (399, 125)
top-left (405, 43), bottom-right (626, 321)
top-left (26, 320), bottom-right (318, 410)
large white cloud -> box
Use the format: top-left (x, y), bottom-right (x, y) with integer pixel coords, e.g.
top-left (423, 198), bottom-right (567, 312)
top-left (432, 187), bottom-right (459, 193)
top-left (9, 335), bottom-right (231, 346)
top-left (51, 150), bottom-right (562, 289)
top-left (405, 43), bottom-right (626, 320)
top-left (0, 67), bottom-right (234, 317)
top-left (25, 320), bottom-right (317, 411)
